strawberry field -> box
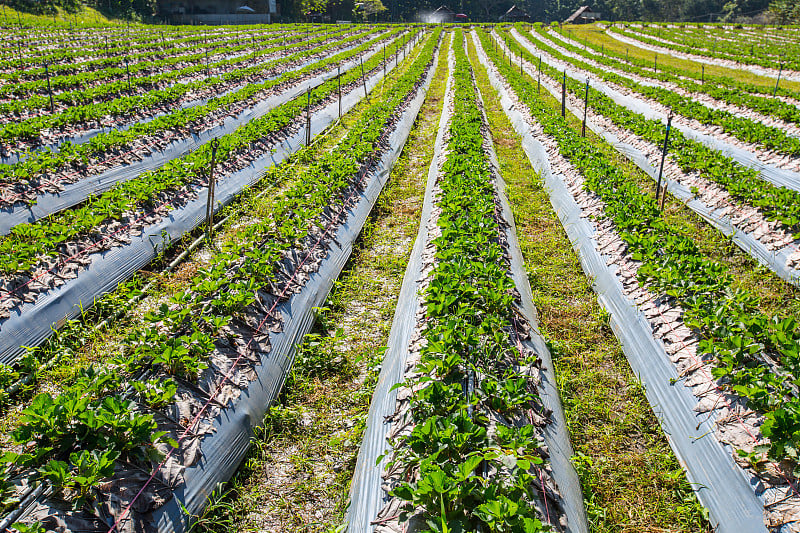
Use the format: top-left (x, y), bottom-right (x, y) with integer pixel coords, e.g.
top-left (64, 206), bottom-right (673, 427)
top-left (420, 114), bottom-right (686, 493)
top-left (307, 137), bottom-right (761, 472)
top-left (0, 14), bottom-right (798, 533)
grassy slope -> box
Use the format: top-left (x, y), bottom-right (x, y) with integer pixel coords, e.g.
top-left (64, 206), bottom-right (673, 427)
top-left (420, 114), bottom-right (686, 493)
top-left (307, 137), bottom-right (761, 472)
top-left (465, 33), bottom-right (712, 533)
top-left (0, 5), bottom-right (116, 26)
top-left (190, 33), bottom-right (451, 533)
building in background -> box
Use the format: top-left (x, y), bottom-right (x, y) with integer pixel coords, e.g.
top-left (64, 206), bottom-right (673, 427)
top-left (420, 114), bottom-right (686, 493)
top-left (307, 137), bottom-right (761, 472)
top-left (564, 5), bottom-right (601, 23)
top-left (500, 4), bottom-right (530, 22)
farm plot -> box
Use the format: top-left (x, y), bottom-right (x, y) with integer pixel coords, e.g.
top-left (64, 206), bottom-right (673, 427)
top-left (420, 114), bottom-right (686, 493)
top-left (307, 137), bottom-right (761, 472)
top-left (1, 18), bottom-right (798, 533)
top-left (606, 23), bottom-right (800, 79)
top-left (475, 25), bottom-right (800, 533)
top-left (513, 27), bottom-right (800, 174)
top-left (0, 25), bottom-right (417, 369)
top-left (492, 26), bottom-right (800, 286)
top-left (543, 26), bottom-right (800, 132)
top-left (0, 24), bottom-right (439, 533)
top-left (348, 29), bottom-right (586, 533)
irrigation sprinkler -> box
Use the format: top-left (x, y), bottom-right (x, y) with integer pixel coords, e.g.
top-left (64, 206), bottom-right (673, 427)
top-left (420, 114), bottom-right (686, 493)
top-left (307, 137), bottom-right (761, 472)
top-left (205, 139), bottom-right (220, 240)
top-left (654, 113), bottom-right (673, 208)
top-left (701, 63), bottom-right (704, 83)
top-left (561, 70), bottom-right (566, 118)
top-left (654, 53), bottom-right (657, 71)
top-left (582, 78), bottom-right (589, 137)
top-left (338, 65), bottom-right (342, 118)
top-left (124, 56), bottom-right (131, 92)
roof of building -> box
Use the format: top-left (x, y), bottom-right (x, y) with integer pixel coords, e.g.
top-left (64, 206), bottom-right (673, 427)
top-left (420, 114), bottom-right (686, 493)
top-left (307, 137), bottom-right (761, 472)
top-left (501, 4), bottom-right (530, 20)
top-left (565, 5), bottom-right (600, 23)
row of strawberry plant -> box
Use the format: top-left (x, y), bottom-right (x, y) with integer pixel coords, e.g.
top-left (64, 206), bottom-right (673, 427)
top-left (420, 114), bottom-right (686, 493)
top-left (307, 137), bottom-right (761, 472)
top-left (0, 28), bottom-right (416, 286)
top-left (0, 27), bottom-right (431, 408)
top-left (383, 31), bottom-right (555, 532)
top-left (0, 26), bottom-right (318, 102)
top-left (0, 25), bottom-right (288, 76)
top-left (500, 27), bottom-right (800, 238)
top-left (612, 26), bottom-right (800, 71)
top-left (0, 27), bottom-right (344, 120)
top-left (0, 26), bottom-right (398, 199)
top-left (480, 26), bottom-right (800, 473)
top-left (515, 27), bottom-right (800, 158)
top-left (543, 26), bottom-right (800, 127)
top-left (551, 24), bottom-right (800, 103)
top-left (628, 24), bottom-right (795, 64)
top-left (0, 26), bottom-right (375, 143)
top-left (0, 28), bottom-right (439, 528)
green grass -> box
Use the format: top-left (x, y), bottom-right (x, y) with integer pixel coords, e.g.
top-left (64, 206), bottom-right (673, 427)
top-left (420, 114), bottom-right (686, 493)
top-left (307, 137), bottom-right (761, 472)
top-left (466, 32), bottom-right (712, 533)
top-left (0, 5), bottom-right (117, 26)
top-left (189, 33), bottom-right (452, 533)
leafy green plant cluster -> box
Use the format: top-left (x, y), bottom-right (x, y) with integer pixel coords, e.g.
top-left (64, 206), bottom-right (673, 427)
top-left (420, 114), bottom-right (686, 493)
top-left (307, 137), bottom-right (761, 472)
top-left (0, 29), bottom-right (439, 515)
top-left (508, 26), bottom-right (800, 237)
top-left (0, 26), bottom-right (395, 193)
top-left (0, 24), bottom-right (304, 92)
top-left (0, 25), bottom-right (384, 144)
top-left (0, 27), bottom-right (328, 111)
top-left (387, 31), bottom-right (550, 533)
top-left (0, 28), bottom-right (417, 275)
top-left (480, 27), bottom-right (800, 473)
top-left (517, 26), bottom-right (800, 158)
top-left (0, 26), bottom-right (286, 74)
top-left (547, 26), bottom-right (800, 127)
top-left (614, 25), bottom-right (800, 71)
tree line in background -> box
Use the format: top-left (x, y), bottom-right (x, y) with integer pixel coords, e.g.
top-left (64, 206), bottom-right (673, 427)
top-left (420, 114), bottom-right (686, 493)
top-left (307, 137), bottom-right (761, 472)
top-left (0, 0), bottom-right (797, 28)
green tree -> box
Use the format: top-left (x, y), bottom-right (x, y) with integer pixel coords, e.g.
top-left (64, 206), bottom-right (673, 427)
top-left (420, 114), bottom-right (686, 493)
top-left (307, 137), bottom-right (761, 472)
top-left (353, 0), bottom-right (386, 20)
top-left (770, 0), bottom-right (800, 22)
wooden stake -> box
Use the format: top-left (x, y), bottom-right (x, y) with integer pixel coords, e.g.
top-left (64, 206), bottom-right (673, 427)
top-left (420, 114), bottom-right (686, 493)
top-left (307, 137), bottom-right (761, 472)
top-left (536, 56), bottom-right (541, 94)
top-left (305, 87), bottom-right (312, 145)
top-left (582, 78), bottom-right (589, 137)
top-left (44, 63), bottom-right (54, 112)
top-left (205, 139), bottom-right (220, 239)
top-left (774, 63), bottom-right (783, 97)
top-left (654, 114), bottom-right (673, 209)
top-left (360, 56), bottom-right (368, 101)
